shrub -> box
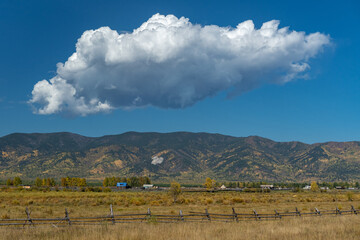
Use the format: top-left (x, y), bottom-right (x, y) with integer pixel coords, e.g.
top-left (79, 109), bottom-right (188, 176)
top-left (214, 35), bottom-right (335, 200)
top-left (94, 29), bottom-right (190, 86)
top-left (346, 192), bottom-right (354, 201)
top-left (45, 208), bottom-right (53, 215)
top-left (150, 200), bottom-right (161, 206)
top-left (232, 197), bottom-right (244, 203)
top-left (205, 198), bottom-right (213, 204)
top-left (147, 215), bottom-right (158, 224)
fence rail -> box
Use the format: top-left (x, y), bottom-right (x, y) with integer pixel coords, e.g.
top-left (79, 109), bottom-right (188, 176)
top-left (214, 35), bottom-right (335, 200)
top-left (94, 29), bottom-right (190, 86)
top-left (0, 205), bottom-right (358, 227)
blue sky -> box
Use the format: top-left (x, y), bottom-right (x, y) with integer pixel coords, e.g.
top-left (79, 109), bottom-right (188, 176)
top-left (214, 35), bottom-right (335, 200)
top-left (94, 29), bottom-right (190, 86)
top-left (0, 0), bottom-right (359, 143)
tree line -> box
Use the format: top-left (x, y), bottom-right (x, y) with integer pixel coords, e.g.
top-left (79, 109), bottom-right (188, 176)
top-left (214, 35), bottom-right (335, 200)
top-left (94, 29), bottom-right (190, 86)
top-left (3, 177), bottom-right (360, 189)
top-left (219, 181), bottom-right (360, 189)
top-left (6, 177), bottom-right (22, 186)
top-left (35, 178), bottom-right (56, 187)
top-left (103, 176), bottom-right (151, 187)
top-left (61, 177), bottom-right (87, 187)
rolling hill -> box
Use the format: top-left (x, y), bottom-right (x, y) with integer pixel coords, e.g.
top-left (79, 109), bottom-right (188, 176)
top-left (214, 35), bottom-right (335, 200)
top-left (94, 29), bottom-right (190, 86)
top-left (1, 132), bottom-right (360, 182)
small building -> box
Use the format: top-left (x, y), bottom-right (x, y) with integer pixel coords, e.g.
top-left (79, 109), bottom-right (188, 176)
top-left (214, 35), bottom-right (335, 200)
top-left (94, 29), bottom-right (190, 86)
top-left (260, 185), bottom-right (274, 189)
top-left (116, 182), bottom-right (127, 189)
top-left (220, 185), bottom-right (227, 190)
top-left (22, 186), bottom-right (31, 189)
top-left (303, 185), bottom-right (311, 190)
top-left (143, 184), bottom-right (154, 189)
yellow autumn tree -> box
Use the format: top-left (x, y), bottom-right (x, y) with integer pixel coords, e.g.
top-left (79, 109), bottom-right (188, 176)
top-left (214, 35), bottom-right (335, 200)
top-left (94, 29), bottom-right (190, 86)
top-left (204, 177), bottom-right (216, 190)
top-left (169, 182), bottom-right (182, 203)
top-left (311, 181), bottom-right (319, 192)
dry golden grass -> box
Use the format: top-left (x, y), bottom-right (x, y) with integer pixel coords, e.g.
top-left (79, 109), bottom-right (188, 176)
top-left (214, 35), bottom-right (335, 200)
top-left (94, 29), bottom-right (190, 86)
top-left (1, 190), bottom-right (360, 239)
top-left (1, 216), bottom-right (360, 240)
top-left (0, 190), bottom-right (359, 218)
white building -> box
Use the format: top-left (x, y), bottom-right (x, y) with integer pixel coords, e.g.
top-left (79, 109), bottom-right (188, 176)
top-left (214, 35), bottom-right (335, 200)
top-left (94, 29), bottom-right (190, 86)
top-left (143, 184), bottom-right (154, 189)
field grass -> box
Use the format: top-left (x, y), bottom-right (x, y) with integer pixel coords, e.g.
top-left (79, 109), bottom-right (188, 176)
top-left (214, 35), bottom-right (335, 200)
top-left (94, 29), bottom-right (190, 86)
top-left (0, 189), bottom-right (360, 239)
top-left (1, 216), bottom-right (360, 240)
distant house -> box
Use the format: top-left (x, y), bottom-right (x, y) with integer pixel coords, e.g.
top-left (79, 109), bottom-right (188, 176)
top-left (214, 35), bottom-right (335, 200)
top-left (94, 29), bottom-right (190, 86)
top-left (220, 185), bottom-right (226, 190)
top-left (260, 185), bottom-right (274, 189)
top-left (143, 184), bottom-right (154, 189)
top-left (116, 182), bottom-right (127, 189)
top-left (303, 185), bottom-right (311, 190)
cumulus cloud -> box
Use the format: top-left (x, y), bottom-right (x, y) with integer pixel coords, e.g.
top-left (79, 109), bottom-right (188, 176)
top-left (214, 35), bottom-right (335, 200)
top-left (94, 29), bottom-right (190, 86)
top-left (151, 156), bottom-right (164, 165)
top-left (29, 13), bottom-right (330, 115)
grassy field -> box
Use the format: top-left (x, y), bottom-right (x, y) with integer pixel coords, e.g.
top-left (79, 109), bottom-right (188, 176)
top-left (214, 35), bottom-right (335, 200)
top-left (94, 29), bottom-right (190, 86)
top-left (0, 189), bottom-right (360, 239)
top-left (1, 216), bottom-right (360, 240)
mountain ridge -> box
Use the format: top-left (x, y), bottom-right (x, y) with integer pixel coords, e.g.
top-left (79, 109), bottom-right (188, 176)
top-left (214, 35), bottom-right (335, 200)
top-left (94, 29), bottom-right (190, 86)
top-left (1, 132), bottom-right (360, 182)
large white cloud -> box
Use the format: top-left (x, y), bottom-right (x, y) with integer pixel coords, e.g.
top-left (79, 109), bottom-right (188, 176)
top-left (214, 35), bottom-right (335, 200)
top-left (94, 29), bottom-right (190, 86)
top-left (29, 13), bottom-right (330, 115)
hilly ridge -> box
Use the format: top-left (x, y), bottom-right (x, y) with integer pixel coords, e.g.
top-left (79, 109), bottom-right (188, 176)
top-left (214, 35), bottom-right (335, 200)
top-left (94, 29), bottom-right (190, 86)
top-left (1, 132), bottom-right (360, 182)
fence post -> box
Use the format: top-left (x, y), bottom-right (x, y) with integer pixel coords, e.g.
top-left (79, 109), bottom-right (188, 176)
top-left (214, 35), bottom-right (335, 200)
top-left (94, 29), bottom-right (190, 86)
top-left (147, 208), bottom-right (151, 221)
top-left (351, 205), bottom-right (357, 215)
top-left (205, 209), bottom-right (211, 221)
top-left (274, 209), bottom-right (281, 219)
top-left (253, 209), bottom-right (260, 220)
top-left (110, 204), bottom-right (115, 224)
top-left (23, 207), bottom-right (34, 227)
top-left (232, 208), bottom-right (239, 222)
top-left (295, 207), bottom-right (301, 217)
top-left (179, 210), bottom-right (184, 222)
top-left (336, 207), bottom-right (341, 215)
top-left (65, 208), bottom-right (71, 225)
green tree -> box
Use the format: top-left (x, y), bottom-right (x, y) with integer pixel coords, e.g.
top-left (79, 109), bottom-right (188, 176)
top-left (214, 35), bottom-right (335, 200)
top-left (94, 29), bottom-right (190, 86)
top-left (139, 176), bottom-right (145, 186)
top-left (50, 178), bottom-right (56, 187)
top-left (61, 177), bottom-right (67, 187)
top-left (46, 178), bottom-right (52, 187)
top-left (35, 177), bottom-right (42, 187)
top-left (311, 181), bottom-right (319, 192)
top-left (103, 177), bottom-right (109, 187)
top-left (120, 177), bottom-right (127, 183)
top-left (78, 178), bottom-right (87, 187)
top-left (6, 178), bottom-right (13, 186)
top-left (169, 182), bottom-right (182, 203)
top-left (130, 176), bottom-right (140, 187)
top-left (13, 177), bottom-right (22, 186)
top-left (109, 177), bottom-right (115, 186)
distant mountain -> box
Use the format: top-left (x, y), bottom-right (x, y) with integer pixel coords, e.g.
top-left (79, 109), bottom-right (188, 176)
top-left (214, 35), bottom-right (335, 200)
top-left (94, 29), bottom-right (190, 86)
top-left (1, 132), bottom-right (360, 182)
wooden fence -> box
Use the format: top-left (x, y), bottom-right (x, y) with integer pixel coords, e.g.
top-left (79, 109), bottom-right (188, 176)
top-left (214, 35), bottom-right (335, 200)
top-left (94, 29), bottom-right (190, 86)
top-left (0, 205), bottom-right (358, 227)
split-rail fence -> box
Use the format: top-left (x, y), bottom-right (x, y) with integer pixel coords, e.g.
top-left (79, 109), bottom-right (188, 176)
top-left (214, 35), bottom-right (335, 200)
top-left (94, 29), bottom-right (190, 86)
top-left (0, 205), bottom-right (358, 227)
